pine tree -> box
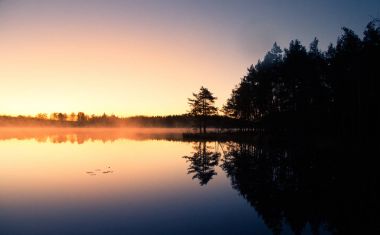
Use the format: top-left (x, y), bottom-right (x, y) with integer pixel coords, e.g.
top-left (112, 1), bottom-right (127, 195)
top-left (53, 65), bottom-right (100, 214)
top-left (188, 86), bottom-right (217, 133)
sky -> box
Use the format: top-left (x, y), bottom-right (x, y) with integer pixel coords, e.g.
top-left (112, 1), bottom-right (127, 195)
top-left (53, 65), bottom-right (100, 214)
top-left (0, 0), bottom-right (379, 117)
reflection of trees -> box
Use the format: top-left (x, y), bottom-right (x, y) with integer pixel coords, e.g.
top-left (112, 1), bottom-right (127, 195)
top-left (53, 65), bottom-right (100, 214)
top-left (220, 141), bottom-right (378, 235)
top-left (221, 143), bottom-right (287, 235)
top-left (183, 141), bottom-right (221, 185)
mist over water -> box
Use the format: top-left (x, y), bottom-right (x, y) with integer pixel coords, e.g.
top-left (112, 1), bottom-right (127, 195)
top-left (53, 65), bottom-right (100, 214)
top-left (0, 127), bottom-right (190, 143)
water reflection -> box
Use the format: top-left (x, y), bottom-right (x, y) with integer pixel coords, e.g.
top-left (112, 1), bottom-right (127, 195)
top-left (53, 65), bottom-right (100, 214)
top-left (182, 140), bottom-right (378, 235)
top-left (0, 129), bottom-right (377, 235)
top-left (183, 142), bottom-right (221, 185)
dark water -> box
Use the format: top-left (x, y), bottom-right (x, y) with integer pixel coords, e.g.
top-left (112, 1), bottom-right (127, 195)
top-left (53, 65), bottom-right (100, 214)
top-left (0, 128), bottom-right (377, 235)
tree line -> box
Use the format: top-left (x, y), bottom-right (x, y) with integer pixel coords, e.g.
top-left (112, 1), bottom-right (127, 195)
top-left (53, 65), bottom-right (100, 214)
top-left (188, 20), bottom-right (379, 140)
top-left (0, 113), bottom-right (237, 128)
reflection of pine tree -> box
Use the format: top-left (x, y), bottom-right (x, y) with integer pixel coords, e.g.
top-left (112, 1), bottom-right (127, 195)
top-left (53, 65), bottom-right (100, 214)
top-left (183, 141), bottom-right (221, 186)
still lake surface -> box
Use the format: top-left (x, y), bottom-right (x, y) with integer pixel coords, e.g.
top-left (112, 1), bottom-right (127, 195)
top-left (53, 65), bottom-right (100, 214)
top-left (0, 128), bottom-right (335, 235)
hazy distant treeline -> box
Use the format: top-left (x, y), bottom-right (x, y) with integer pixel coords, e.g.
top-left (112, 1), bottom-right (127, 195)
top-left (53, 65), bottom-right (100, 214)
top-left (0, 113), bottom-right (239, 128)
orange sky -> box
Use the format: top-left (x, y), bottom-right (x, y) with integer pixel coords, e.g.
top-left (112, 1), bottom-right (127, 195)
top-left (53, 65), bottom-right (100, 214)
top-left (0, 26), bottom-right (248, 116)
top-left (0, 0), bottom-right (376, 116)
top-left (0, 1), bottom-right (255, 116)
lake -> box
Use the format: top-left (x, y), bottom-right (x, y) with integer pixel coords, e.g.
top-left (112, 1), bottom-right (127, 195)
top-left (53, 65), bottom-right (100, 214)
top-left (0, 128), bottom-right (374, 235)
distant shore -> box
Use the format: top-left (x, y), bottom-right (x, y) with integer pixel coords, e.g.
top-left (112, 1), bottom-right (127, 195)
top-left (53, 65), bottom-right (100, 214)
top-left (0, 114), bottom-right (240, 128)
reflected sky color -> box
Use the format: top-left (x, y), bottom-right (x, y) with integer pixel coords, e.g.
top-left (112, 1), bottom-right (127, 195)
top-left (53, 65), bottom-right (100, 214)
top-left (0, 139), bottom-right (189, 202)
top-left (0, 130), bottom-right (272, 235)
top-left (0, 0), bottom-right (379, 116)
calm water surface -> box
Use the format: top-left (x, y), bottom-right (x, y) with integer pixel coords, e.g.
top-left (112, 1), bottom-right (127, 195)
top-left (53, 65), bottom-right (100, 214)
top-left (0, 128), bottom-right (336, 235)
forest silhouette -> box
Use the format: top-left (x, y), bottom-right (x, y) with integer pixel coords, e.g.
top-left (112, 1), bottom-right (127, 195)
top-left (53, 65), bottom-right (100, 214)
top-left (222, 20), bottom-right (379, 143)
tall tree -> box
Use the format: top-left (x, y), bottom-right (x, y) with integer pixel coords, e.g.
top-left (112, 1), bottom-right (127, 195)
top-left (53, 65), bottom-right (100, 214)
top-left (188, 86), bottom-right (217, 133)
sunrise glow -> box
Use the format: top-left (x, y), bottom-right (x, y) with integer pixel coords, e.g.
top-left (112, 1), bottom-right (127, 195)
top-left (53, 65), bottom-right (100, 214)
top-left (1, 1), bottom-right (376, 116)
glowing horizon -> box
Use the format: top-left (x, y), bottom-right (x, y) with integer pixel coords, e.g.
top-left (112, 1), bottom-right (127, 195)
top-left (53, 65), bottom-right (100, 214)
top-left (0, 1), bottom-right (378, 116)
